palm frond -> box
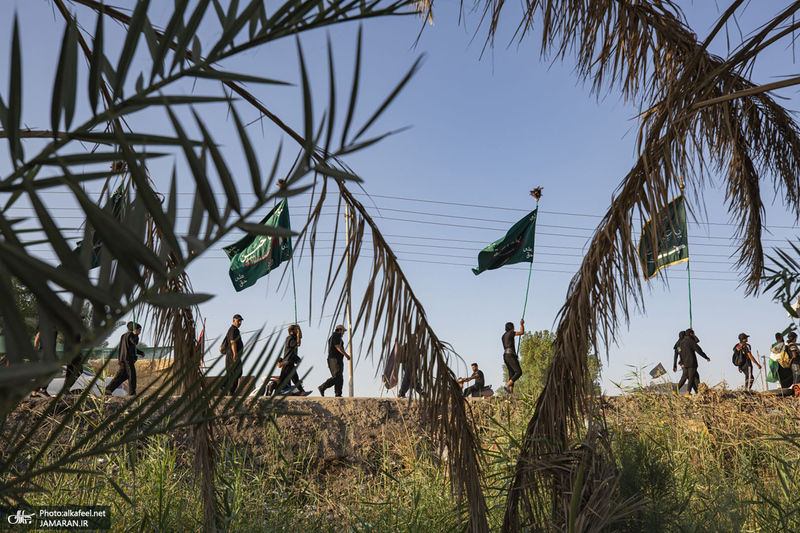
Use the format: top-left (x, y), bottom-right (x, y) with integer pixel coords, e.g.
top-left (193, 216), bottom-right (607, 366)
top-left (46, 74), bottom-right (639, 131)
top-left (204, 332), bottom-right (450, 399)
top-left (471, 2), bottom-right (800, 530)
top-left (1, 2), bottom-right (419, 531)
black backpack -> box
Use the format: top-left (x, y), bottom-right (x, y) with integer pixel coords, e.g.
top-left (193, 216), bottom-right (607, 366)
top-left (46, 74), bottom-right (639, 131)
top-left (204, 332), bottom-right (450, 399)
top-left (732, 343), bottom-right (746, 368)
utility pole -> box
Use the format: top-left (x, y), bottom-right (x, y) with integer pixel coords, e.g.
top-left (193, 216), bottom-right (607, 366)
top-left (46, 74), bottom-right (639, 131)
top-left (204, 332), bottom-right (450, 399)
top-left (345, 204), bottom-right (355, 397)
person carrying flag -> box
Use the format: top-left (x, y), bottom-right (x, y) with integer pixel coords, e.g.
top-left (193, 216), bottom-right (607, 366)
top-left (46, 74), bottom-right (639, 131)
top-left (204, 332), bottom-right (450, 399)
top-left (673, 330), bottom-right (698, 394)
top-left (674, 327), bottom-right (710, 396)
top-left (502, 320), bottom-right (525, 393)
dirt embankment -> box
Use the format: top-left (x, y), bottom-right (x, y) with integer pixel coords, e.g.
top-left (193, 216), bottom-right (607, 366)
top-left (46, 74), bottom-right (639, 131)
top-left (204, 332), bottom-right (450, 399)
top-left (6, 396), bottom-right (519, 486)
top-left (10, 390), bottom-right (800, 488)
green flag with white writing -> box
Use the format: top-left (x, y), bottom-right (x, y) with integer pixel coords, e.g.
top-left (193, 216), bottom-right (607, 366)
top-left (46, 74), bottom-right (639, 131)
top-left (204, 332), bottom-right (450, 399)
top-left (224, 199), bottom-right (292, 292)
top-left (637, 195), bottom-right (689, 279)
top-left (472, 207), bottom-right (537, 275)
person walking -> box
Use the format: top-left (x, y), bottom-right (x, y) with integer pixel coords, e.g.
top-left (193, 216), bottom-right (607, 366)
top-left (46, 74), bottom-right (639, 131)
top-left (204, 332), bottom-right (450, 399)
top-left (223, 314), bottom-right (244, 395)
top-left (502, 319), bottom-right (525, 393)
top-left (459, 363), bottom-right (485, 398)
top-left (31, 323), bottom-right (58, 397)
top-left (770, 332), bottom-right (794, 389)
top-left (786, 332), bottom-right (800, 385)
top-left (674, 327), bottom-right (710, 396)
top-left (105, 322), bottom-right (145, 396)
top-left (395, 335), bottom-right (424, 398)
top-left (733, 333), bottom-right (761, 391)
top-left (318, 325), bottom-right (351, 397)
top-left (274, 324), bottom-right (305, 394)
top-left (63, 331), bottom-right (84, 393)
top-left (672, 330), bottom-right (688, 392)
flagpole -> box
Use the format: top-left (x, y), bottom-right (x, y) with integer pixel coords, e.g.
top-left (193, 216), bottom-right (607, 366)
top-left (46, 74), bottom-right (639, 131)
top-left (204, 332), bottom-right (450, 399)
top-left (680, 177), bottom-right (693, 328)
top-left (290, 256), bottom-right (298, 325)
top-left (686, 260), bottom-right (693, 328)
top-left (345, 204), bottom-right (355, 397)
top-left (517, 191), bottom-right (541, 353)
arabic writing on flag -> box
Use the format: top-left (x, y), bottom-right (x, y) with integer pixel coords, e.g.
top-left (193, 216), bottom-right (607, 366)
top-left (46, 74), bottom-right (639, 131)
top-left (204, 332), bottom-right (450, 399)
top-left (649, 363), bottom-right (667, 379)
top-left (472, 207), bottom-right (538, 275)
top-left (223, 199), bottom-right (293, 292)
top-left (637, 195), bottom-right (689, 280)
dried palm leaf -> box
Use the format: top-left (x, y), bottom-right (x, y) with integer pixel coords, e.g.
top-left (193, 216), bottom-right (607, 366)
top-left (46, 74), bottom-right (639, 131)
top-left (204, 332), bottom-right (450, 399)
top-left (74, 4), bottom-right (491, 529)
top-left (479, 1), bottom-right (800, 530)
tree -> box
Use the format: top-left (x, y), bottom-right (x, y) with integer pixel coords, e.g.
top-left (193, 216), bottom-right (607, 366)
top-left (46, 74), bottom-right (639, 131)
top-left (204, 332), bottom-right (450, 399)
top-left (508, 330), bottom-right (601, 397)
top-left (0, 277), bottom-right (38, 339)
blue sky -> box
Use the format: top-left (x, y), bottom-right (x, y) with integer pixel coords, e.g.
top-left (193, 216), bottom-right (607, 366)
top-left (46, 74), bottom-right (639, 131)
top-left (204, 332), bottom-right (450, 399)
top-left (3, 0), bottom-right (800, 396)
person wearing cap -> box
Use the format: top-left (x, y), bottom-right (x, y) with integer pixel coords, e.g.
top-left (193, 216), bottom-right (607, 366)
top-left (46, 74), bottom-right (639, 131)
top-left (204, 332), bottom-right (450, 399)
top-left (223, 314), bottom-right (244, 395)
top-left (675, 327), bottom-right (710, 396)
top-left (274, 324), bottom-right (305, 395)
top-left (319, 325), bottom-right (351, 397)
top-left (459, 363), bottom-right (485, 398)
top-left (785, 332), bottom-right (800, 385)
top-left (734, 333), bottom-right (761, 391)
top-left (105, 322), bottom-right (145, 396)
top-left (502, 319), bottom-right (525, 393)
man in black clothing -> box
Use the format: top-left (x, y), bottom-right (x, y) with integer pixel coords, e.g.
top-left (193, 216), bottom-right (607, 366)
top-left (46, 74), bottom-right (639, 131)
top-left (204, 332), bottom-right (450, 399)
top-left (274, 324), bottom-right (305, 394)
top-left (502, 319), bottom-right (525, 393)
top-left (223, 314), bottom-right (244, 395)
top-left (63, 331), bottom-right (84, 393)
top-left (318, 324), bottom-right (351, 397)
top-left (460, 363), bottom-right (485, 397)
top-left (734, 332), bottom-right (761, 391)
top-left (395, 336), bottom-right (424, 398)
top-left (105, 322), bottom-right (145, 396)
top-left (785, 332), bottom-right (800, 385)
top-left (674, 327), bottom-right (710, 396)
top-left (672, 330), bottom-right (695, 394)
top-left (31, 322), bottom-right (59, 397)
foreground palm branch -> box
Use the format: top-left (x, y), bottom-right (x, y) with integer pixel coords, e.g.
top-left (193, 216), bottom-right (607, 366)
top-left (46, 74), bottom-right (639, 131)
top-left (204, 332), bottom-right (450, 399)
top-left (459, 1), bottom-right (800, 530)
top-left (0, 0), bottom-right (435, 530)
top-left (78, 3), bottom-right (492, 529)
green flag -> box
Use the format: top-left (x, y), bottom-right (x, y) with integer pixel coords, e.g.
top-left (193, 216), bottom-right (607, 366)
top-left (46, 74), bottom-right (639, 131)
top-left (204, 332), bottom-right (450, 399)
top-left (637, 195), bottom-right (689, 279)
top-left (224, 199), bottom-right (292, 292)
top-left (74, 183), bottom-right (127, 269)
top-left (473, 207), bottom-right (537, 275)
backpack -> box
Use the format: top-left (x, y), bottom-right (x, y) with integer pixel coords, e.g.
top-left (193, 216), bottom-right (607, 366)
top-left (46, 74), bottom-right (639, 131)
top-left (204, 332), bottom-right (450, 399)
top-left (779, 346), bottom-right (793, 369)
top-left (732, 343), bottom-right (747, 368)
top-left (219, 337), bottom-right (228, 354)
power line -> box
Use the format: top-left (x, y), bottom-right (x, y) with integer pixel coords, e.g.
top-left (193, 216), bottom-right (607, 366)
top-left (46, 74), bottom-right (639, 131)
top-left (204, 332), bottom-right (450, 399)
top-left (22, 188), bottom-right (800, 230)
top-left (19, 236), bottom-right (747, 261)
top-left (24, 247), bottom-right (745, 278)
top-left (7, 202), bottom-right (798, 241)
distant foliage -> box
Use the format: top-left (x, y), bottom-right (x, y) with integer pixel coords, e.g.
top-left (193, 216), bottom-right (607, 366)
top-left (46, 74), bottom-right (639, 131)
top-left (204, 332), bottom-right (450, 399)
top-left (0, 277), bottom-right (37, 339)
top-left (506, 330), bottom-right (601, 397)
